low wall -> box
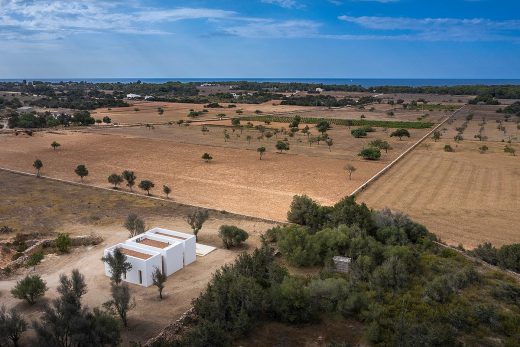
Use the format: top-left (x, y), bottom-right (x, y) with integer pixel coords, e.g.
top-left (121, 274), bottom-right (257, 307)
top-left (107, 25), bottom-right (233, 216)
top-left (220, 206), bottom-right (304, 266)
top-left (144, 307), bottom-right (197, 346)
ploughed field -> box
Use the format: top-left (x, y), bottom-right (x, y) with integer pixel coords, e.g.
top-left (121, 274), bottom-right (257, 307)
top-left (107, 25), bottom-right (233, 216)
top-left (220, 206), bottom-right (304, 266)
top-left (358, 106), bottom-right (520, 248)
top-left (0, 117), bottom-right (429, 220)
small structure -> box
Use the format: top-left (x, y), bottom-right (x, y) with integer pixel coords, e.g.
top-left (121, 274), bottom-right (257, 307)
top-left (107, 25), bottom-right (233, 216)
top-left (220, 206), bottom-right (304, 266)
top-left (104, 228), bottom-right (197, 287)
top-left (146, 228), bottom-right (196, 266)
top-left (332, 256), bottom-right (351, 274)
top-left (315, 88), bottom-right (324, 93)
top-left (126, 93), bottom-right (141, 99)
top-left (17, 106), bottom-right (34, 114)
top-left (104, 243), bottom-right (161, 287)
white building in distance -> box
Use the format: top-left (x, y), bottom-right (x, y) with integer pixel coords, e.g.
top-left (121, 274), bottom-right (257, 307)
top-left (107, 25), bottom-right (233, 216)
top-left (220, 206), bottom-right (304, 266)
top-left (104, 228), bottom-right (196, 287)
top-left (126, 93), bottom-right (141, 99)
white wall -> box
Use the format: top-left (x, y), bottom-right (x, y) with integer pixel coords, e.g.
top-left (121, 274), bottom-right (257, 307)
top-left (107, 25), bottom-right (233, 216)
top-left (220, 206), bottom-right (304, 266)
top-left (104, 244), bottom-right (161, 287)
top-left (147, 228), bottom-right (197, 266)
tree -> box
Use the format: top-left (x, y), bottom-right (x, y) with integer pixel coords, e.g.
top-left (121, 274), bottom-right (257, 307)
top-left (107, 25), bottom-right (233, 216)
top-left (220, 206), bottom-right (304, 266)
top-left (358, 147), bottom-right (381, 160)
top-left (138, 180), bottom-right (154, 195)
top-left (316, 120), bottom-right (331, 134)
top-left (257, 146), bottom-right (266, 160)
top-left (345, 164), bottom-right (356, 180)
top-left (75, 164), bottom-right (89, 182)
top-left (444, 144), bottom-right (454, 152)
top-left (325, 138), bottom-right (334, 151)
top-left (122, 170), bottom-right (136, 191)
top-left (246, 135), bottom-right (252, 144)
top-left (202, 153), bottom-right (213, 163)
top-left (124, 213), bottom-right (145, 237)
top-left (11, 274), bottom-right (47, 305)
top-left (33, 159), bottom-right (43, 177)
top-left (218, 225), bottom-right (249, 249)
top-left (108, 173), bottom-right (123, 189)
top-left (432, 130), bottom-right (441, 141)
top-left (34, 269), bottom-right (121, 347)
top-left (479, 145), bottom-right (489, 154)
top-left (390, 129), bottom-right (410, 140)
top-left (185, 209), bottom-right (209, 241)
top-left (351, 128), bottom-right (367, 138)
top-left (369, 139), bottom-right (392, 153)
top-left (152, 267), bottom-right (167, 299)
top-left (56, 233), bottom-right (72, 253)
top-left (454, 134), bottom-right (464, 143)
top-left (104, 283), bottom-right (135, 327)
top-left (102, 116), bottom-right (112, 124)
top-left (224, 132), bottom-right (230, 142)
top-left (163, 185), bottom-right (171, 198)
top-left (275, 140), bottom-right (290, 153)
top-left (504, 145), bottom-right (516, 156)
top-left (0, 306), bottom-right (27, 347)
top-left (102, 247), bottom-right (132, 284)
top-left (51, 141), bottom-right (61, 150)
top-left (231, 118), bottom-right (240, 126)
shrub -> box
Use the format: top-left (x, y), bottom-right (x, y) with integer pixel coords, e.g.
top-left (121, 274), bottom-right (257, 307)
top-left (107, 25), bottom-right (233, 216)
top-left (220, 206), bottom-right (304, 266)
top-left (218, 225), bottom-right (249, 249)
top-left (11, 274), bottom-right (47, 305)
top-left (55, 233), bottom-right (71, 253)
top-left (0, 226), bottom-right (14, 234)
top-left (270, 276), bottom-right (317, 324)
top-left (497, 244), bottom-right (520, 272)
top-left (202, 153), bottom-right (213, 162)
top-left (390, 128), bottom-right (410, 140)
top-left (469, 242), bottom-right (498, 265)
top-left (444, 144), bottom-right (454, 152)
top-left (351, 128), bottom-right (367, 138)
top-left (26, 252), bottom-right (44, 266)
top-left (358, 147), bottom-right (381, 160)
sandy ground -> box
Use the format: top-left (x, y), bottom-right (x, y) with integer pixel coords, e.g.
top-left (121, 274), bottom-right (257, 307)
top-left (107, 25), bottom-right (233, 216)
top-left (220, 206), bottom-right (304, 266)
top-left (358, 140), bottom-right (520, 248)
top-left (0, 170), bottom-right (279, 345)
top-left (0, 123), bottom-right (426, 221)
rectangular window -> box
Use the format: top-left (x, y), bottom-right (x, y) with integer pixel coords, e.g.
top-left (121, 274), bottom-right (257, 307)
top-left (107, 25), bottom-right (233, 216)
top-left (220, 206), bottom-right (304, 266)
top-left (138, 270), bottom-right (142, 284)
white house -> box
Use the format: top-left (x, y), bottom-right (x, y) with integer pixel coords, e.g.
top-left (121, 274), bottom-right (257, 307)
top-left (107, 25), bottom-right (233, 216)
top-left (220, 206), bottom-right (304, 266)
top-left (126, 93), bottom-right (141, 99)
top-left (126, 233), bottom-right (184, 276)
top-left (104, 228), bottom-right (197, 287)
top-left (104, 243), bottom-right (162, 287)
top-left (146, 228), bottom-right (197, 266)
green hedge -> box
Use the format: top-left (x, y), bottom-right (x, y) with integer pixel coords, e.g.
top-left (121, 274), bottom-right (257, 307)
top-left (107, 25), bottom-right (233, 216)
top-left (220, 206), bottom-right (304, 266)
top-left (239, 115), bottom-right (433, 129)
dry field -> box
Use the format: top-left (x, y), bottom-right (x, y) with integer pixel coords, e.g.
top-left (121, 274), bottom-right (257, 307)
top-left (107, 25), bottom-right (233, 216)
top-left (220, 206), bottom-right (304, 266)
top-left (0, 170), bottom-right (278, 344)
top-left (89, 99), bottom-right (448, 126)
top-left (358, 139), bottom-right (520, 248)
top-left (0, 119), bottom-right (428, 220)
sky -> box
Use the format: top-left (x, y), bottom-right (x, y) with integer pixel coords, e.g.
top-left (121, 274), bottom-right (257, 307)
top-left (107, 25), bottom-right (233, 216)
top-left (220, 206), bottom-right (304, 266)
top-left (0, 0), bottom-right (520, 79)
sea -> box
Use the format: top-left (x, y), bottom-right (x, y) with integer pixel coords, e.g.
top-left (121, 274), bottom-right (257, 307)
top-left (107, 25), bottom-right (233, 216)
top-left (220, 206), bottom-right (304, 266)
top-left (1, 78), bottom-right (520, 87)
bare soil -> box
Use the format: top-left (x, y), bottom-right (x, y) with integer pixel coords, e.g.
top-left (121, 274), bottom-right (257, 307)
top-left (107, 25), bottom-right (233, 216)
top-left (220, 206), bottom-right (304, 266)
top-left (0, 170), bottom-right (279, 345)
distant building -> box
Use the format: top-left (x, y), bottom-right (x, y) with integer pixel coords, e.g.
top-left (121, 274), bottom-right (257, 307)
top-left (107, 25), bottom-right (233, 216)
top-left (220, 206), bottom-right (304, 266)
top-left (316, 88), bottom-right (324, 93)
top-left (126, 93), bottom-right (141, 99)
top-left (17, 106), bottom-right (34, 114)
top-left (144, 95), bottom-right (154, 100)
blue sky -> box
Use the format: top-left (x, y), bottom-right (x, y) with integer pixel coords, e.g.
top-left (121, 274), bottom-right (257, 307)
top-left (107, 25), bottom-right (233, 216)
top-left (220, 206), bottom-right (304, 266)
top-left (1, 0), bottom-right (519, 78)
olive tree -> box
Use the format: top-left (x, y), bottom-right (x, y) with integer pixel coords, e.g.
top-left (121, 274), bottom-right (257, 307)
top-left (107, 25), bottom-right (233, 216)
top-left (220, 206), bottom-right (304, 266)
top-left (11, 275), bottom-right (47, 305)
top-left (275, 140), bottom-right (290, 153)
top-left (0, 306), bottom-right (27, 347)
top-left (257, 146), bottom-right (266, 160)
top-left (51, 141), bottom-right (61, 150)
top-left (33, 159), bottom-right (43, 177)
top-left (122, 170), bottom-right (136, 191)
top-left (390, 129), bottom-right (410, 140)
top-left (202, 153), bottom-right (213, 163)
top-left (185, 209), bottom-right (209, 241)
top-left (108, 173), bottom-right (123, 189)
top-left (124, 213), bottom-right (145, 237)
top-left (74, 164), bottom-right (89, 182)
top-left (152, 267), bottom-right (167, 300)
top-left (103, 283), bottom-right (135, 327)
top-left (163, 185), bottom-right (171, 198)
top-left (345, 164), bottom-right (356, 180)
top-left (101, 247), bottom-right (132, 284)
top-left (218, 225), bottom-right (249, 249)
top-left (138, 180), bottom-right (155, 195)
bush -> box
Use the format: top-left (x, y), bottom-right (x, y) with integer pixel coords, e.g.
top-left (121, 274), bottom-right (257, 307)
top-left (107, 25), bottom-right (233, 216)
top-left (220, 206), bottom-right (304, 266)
top-left (218, 225), bottom-right (249, 249)
top-left (26, 252), bottom-right (44, 266)
top-left (358, 147), bottom-right (381, 160)
top-left (55, 233), bottom-right (71, 253)
top-left (270, 276), bottom-right (317, 324)
top-left (351, 128), bottom-right (367, 138)
top-left (11, 274), bottom-right (47, 305)
top-left (444, 144), bottom-right (454, 152)
top-left (469, 242), bottom-right (498, 265)
top-left (497, 244), bottom-right (520, 272)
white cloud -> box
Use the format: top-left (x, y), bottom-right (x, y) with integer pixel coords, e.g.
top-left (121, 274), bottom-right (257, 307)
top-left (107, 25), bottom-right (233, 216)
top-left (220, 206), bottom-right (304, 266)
top-left (0, 1), bottom-right (236, 40)
top-left (222, 20), bottom-right (320, 38)
top-left (338, 15), bottom-right (520, 41)
top-left (261, 0), bottom-right (302, 9)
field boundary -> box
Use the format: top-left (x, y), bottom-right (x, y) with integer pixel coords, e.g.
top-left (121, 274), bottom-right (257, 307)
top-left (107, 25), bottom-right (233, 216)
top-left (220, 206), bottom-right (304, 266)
top-left (0, 166), bottom-right (286, 225)
top-left (350, 105), bottom-right (465, 196)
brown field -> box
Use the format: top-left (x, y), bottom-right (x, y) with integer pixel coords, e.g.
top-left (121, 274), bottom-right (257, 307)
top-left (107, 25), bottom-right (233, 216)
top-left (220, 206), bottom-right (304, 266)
top-left (358, 140), bottom-right (520, 248)
top-left (0, 118), bottom-right (428, 221)
top-left (0, 170), bottom-right (278, 345)
top-left (89, 99), bottom-right (449, 126)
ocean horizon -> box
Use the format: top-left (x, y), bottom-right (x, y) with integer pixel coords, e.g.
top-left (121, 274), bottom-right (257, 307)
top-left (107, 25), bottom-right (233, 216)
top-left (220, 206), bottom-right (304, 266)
top-left (2, 78), bottom-right (520, 88)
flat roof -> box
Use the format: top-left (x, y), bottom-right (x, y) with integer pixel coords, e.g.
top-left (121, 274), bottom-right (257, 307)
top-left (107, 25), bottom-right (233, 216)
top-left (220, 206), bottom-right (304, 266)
top-left (137, 237), bottom-right (170, 249)
top-left (155, 231), bottom-right (190, 240)
top-left (121, 247), bottom-right (152, 260)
